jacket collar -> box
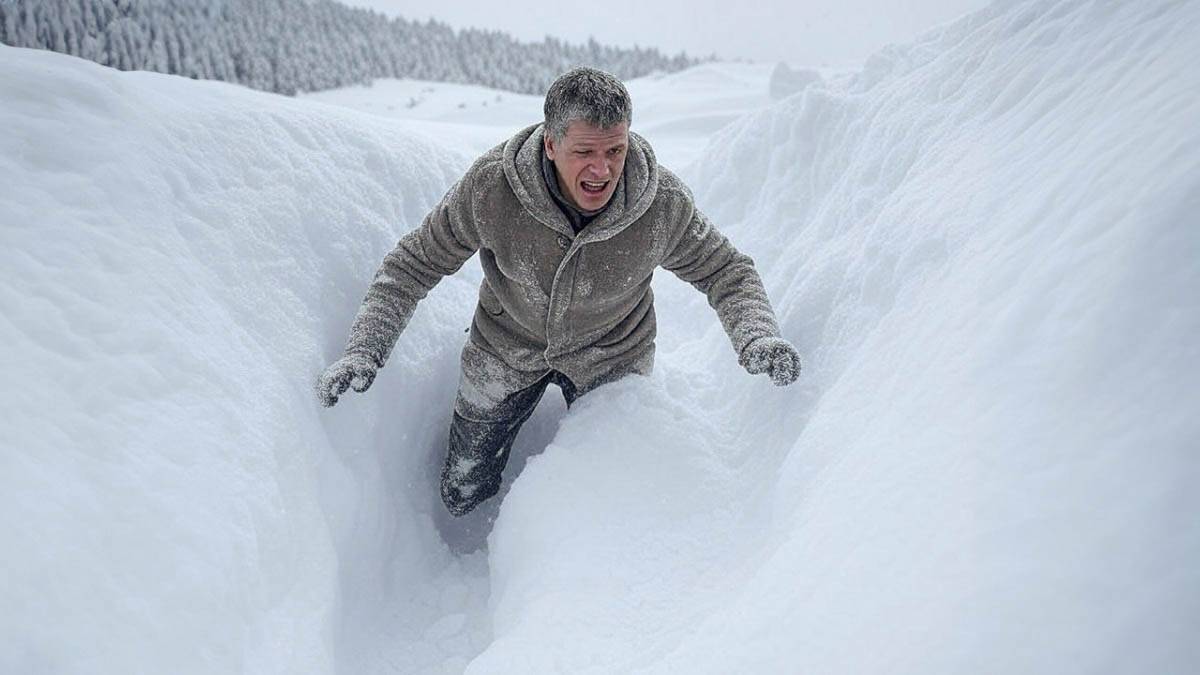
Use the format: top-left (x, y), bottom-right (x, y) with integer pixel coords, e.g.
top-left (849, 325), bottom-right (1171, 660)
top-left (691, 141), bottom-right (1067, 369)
top-left (502, 123), bottom-right (659, 243)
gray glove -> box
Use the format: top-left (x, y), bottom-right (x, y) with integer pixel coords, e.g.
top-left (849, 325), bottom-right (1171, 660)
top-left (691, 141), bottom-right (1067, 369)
top-left (739, 336), bottom-right (801, 386)
top-left (317, 353), bottom-right (378, 407)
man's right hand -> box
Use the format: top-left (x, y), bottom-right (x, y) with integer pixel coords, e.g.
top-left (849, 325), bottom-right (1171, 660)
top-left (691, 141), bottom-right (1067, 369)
top-left (317, 353), bottom-right (378, 407)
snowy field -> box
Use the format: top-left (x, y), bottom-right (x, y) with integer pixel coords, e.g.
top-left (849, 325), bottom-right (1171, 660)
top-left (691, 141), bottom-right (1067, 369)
top-left (2, 0), bottom-right (1199, 673)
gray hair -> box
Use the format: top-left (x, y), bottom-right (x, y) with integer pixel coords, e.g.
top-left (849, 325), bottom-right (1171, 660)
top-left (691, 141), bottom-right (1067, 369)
top-left (543, 67), bottom-right (633, 140)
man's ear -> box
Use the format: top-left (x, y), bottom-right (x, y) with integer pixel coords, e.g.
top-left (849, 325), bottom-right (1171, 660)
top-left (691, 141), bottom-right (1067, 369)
top-left (544, 132), bottom-right (557, 161)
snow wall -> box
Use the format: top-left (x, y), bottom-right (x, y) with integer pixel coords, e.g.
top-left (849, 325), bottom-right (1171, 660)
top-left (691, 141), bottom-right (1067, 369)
top-left (2, 0), bottom-right (1198, 673)
top-left (0, 46), bottom-right (489, 672)
top-left (474, 2), bottom-right (1200, 672)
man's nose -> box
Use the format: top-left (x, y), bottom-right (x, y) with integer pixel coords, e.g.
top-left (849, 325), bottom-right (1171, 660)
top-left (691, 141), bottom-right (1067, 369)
top-left (587, 159), bottom-right (611, 177)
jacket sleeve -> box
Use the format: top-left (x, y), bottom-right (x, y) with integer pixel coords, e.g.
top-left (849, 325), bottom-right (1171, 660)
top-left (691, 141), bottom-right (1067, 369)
top-left (662, 198), bottom-right (782, 358)
top-left (341, 170), bottom-right (481, 367)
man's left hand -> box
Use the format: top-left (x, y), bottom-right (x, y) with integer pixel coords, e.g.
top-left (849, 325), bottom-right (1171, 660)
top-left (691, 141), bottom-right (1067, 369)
top-left (739, 336), bottom-right (801, 386)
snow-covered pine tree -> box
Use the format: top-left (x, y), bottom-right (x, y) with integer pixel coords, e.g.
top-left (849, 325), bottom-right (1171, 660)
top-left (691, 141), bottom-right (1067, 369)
top-left (0, 0), bottom-right (704, 96)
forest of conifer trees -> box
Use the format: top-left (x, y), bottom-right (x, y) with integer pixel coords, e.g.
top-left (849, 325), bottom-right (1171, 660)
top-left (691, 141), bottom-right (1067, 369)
top-left (0, 0), bottom-right (700, 95)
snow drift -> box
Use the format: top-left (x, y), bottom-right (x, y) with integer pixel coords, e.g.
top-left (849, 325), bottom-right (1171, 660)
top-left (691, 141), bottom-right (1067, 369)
top-left (2, 0), bottom-right (1198, 673)
top-left (471, 1), bottom-right (1200, 671)
top-left (0, 46), bottom-right (490, 672)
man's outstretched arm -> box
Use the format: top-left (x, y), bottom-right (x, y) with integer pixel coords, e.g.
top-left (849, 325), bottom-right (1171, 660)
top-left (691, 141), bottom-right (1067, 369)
top-left (662, 201), bottom-right (800, 386)
top-left (319, 172), bottom-right (481, 407)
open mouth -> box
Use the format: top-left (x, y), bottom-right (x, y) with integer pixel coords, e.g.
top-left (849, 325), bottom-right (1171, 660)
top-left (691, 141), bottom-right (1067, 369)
top-left (580, 180), bottom-right (609, 195)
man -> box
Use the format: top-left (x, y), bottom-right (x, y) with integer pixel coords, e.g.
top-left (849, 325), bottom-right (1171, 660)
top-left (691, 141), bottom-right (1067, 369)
top-left (318, 67), bottom-right (800, 517)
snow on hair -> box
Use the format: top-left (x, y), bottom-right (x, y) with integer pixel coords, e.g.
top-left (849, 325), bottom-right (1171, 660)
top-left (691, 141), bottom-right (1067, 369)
top-left (543, 67), bottom-right (633, 140)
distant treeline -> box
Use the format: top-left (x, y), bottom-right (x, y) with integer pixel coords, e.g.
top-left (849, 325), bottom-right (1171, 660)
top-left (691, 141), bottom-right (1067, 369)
top-left (0, 0), bottom-right (701, 95)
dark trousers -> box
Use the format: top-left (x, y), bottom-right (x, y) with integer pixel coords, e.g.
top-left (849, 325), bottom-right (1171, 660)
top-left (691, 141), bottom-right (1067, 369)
top-left (440, 370), bottom-right (579, 516)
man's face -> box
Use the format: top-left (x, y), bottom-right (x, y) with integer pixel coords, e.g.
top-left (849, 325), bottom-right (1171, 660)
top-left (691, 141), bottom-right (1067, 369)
top-left (544, 120), bottom-right (629, 212)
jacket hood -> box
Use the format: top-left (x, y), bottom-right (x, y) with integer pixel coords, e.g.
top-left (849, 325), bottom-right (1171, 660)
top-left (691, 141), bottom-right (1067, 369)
top-left (502, 123), bottom-right (659, 242)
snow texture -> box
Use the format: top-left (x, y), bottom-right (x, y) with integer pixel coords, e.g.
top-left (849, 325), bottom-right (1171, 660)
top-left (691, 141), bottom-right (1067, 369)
top-left (3, 0), bottom-right (1199, 672)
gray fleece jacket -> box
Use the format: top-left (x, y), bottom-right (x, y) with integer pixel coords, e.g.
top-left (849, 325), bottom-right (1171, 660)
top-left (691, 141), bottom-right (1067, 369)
top-left (340, 123), bottom-right (782, 396)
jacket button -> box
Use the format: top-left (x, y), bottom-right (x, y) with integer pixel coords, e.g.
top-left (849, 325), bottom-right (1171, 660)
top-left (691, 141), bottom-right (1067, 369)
top-left (557, 235), bottom-right (570, 249)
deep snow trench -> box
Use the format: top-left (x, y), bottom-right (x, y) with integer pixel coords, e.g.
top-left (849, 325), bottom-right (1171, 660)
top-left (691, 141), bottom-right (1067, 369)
top-left (2, 1), bottom-right (1198, 673)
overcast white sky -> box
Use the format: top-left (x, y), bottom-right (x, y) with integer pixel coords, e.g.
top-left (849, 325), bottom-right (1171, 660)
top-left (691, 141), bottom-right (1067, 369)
top-left (340, 0), bottom-right (990, 67)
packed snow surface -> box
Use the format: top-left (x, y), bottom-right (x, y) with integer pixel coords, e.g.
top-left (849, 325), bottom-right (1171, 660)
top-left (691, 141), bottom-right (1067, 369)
top-left (2, 1), bottom-right (1198, 673)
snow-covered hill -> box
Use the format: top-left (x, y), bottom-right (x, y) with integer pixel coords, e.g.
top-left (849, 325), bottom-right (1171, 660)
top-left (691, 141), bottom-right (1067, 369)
top-left (2, 1), bottom-right (1198, 673)
top-left (300, 61), bottom-right (780, 169)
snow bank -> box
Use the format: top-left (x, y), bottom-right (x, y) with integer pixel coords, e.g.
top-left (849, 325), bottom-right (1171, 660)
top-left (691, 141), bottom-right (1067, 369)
top-left (472, 1), bottom-right (1200, 672)
top-left (0, 45), bottom-right (490, 673)
top-left (300, 79), bottom-right (543, 159)
top-left (624, 62), bottom-right (778, 169)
